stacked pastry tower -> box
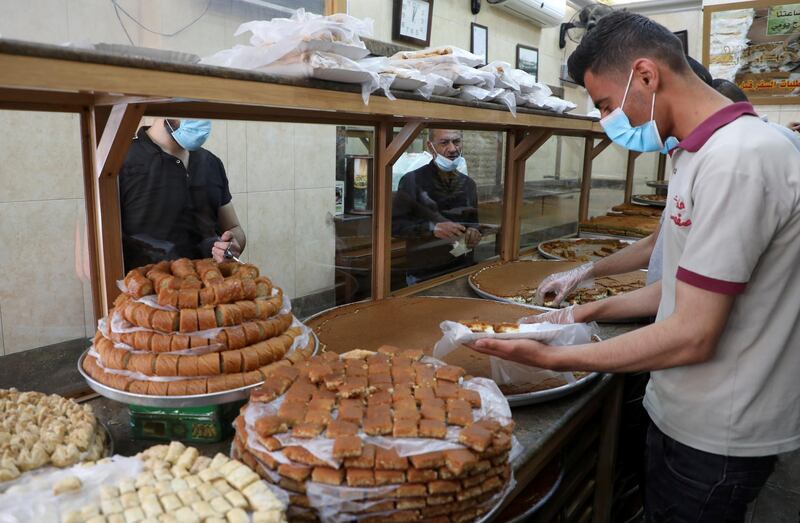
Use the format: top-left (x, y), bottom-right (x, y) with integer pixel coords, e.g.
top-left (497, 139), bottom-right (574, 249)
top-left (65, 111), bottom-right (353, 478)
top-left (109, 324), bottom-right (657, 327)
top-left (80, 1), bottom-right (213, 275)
top-left (232, 347), bottom-right (514, 523)
top-left (0, 389), bottom-right (108, 482)
top-left (82, 258), bottom-right (311, 396)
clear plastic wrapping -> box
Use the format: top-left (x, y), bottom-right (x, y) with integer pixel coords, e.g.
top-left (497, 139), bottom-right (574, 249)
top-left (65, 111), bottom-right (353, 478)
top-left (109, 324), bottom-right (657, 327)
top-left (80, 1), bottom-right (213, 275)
top-left (433, 321), bottom-right (596, 386)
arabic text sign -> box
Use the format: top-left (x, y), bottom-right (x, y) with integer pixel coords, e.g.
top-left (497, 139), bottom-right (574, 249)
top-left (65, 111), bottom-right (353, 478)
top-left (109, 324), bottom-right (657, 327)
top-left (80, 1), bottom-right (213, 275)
top-left (768, 3), bottom-right (800, 35)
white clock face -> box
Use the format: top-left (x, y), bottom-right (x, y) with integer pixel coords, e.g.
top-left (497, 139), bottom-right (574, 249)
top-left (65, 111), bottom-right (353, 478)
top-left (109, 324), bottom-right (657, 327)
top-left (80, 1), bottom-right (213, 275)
top-left (400, 0), bottom-right (430, 40)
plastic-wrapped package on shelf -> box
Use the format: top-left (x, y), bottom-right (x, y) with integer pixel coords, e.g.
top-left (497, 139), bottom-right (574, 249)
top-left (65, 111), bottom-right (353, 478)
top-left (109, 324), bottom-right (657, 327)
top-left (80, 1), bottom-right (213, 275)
top-left (459, 86), bottom-right (517, 116)
top-left (478, 61), bottom-right (521, 91)
top-left (390, 46), bottom-right (486, 67)
top-left (202, 9), bottom-right (372, 70)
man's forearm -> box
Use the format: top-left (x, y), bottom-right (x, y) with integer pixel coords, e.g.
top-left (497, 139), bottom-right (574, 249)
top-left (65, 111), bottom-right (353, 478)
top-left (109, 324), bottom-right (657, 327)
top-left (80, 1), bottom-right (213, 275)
top-left (229, 225), bottom-right (246, 252)
top-left (589, 233), bottom-right (656, 277)
top-left (574, 280), bottom-right (661, 323)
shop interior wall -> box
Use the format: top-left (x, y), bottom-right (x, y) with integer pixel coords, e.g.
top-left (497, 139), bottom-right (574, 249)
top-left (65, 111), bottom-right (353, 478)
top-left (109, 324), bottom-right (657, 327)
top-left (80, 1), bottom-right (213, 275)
top-left (0, 1), bottom-right (337, 355)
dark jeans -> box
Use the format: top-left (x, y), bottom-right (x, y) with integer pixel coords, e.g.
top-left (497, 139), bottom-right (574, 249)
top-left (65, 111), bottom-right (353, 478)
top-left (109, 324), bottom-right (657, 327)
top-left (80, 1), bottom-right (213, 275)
top-left (645, 422), bottom-right (776, 523)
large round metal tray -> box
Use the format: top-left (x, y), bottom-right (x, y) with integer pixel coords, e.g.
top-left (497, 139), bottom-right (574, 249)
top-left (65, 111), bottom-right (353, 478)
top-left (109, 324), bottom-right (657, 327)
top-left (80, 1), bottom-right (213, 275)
top-left (77, 332), bottom-right (318, 408)
top-left (537, 236), bottom-right (636, 262)
top-left (468, 262), bottom-right (648, 325)
top-left (632, 194), bottom-right (666, 208)
top-left (305, 296), bottom-right (599, 406)
top-left (495, 460), bottom-right (564, 522)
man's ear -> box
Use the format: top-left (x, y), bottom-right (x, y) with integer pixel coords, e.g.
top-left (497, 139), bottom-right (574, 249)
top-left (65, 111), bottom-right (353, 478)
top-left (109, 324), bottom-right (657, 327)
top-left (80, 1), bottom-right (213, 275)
top-left (632, 58), bottom-right (660, 93)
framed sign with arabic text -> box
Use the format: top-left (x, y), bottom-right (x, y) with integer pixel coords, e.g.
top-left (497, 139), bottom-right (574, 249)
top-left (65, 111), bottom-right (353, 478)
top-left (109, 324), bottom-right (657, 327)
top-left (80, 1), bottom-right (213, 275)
top-left (703, 0), bottom-right (800, 104)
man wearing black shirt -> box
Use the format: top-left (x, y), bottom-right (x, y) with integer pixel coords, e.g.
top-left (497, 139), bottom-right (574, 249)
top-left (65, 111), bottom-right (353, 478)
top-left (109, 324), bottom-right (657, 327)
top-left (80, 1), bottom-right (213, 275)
top-left (392, 129), bottom-right (481, 284)
top-left (119, 119), bottom-right (246, 271)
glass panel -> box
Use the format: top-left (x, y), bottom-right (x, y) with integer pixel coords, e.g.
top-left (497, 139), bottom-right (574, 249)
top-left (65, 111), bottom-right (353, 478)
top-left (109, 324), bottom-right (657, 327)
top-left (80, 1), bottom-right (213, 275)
top-left (587, 143), bottom-right (628, 218)
top-left (519, 135), bottom-right (584, 249)
top-left (632, 152), bottom-right (661, 198)
top-left (0, 0), bottom-right (325, 58)
top-left (390, 129), bottom-right (505, 291)
top-left (0, 110), bottom-right (95, 356)
top-left (120, 117), bottom-right (361, 320)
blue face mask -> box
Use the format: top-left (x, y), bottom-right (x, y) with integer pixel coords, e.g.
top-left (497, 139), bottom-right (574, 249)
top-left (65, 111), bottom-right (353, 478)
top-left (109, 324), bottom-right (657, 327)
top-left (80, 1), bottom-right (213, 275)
top-left (600, 71), bottom-right (674, 154)
top-left (434, 154), bottom-right (467, 173)
top-left (168, 119), bottom-right (211, 151)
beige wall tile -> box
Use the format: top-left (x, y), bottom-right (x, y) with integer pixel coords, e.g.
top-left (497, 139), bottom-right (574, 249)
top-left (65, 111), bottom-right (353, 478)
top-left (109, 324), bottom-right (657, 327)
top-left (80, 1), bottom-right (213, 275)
top-left (294, 188), bottom-right (336, 297)
top-left (151, 0), bottom-right (229, 57)
top-left (0, 0), bottom-right (68, 44)
top-left (203, 119), bottom-right (229, 172)
top-left (0, 111), bottom-right (83, 203)
top-left (246, 191), bottom-right (296, 297)
top-left (778, 110), bottom-right (800, 127)
top-left (65, 0), bottom-right (130, 45)
top-left (0, 302), bottom-right (5, 356)
top-left (0, 199), bottom-right (88, 354)
top-left (246, 122), bottom-right (295, 192)
top-left (294, 124), bottom-right (336, 190)
top-left (230, 192), bottom-right (249, 263)
top-left (226, 120), bottom-right (247, 194)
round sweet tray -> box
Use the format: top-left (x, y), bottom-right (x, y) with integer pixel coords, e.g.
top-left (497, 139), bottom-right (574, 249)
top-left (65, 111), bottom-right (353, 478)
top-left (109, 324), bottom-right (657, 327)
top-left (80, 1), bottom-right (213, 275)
top-left (305, 296), bottom-right (600, 406)
top-left (632, 194), bottom-right (666, 208)
top-left (537, 236), bottom-right (636, 262)
top-left (78, 332), bottom-right (318, 408)
top-left (495, 459), bottom-right (564, 522)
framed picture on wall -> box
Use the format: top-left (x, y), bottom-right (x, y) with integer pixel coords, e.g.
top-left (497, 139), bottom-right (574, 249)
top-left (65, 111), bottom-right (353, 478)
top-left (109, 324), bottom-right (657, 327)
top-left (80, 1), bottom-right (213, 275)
top-left (392, 0), bottom-right (434, 47)
top-left (673, 30), bottom-right (689, 55)
top-left (516, 44), bottom-right (539, 82)
top-left (470, 23), bottom-right (488, 65)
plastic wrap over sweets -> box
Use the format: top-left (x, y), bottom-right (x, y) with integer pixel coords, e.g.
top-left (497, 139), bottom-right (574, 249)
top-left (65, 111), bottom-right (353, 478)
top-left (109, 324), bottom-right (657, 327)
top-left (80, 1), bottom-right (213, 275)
top-left (0, 456), bottom-right (143, 523)
top-left (433, 321), bottom-right (596, 386)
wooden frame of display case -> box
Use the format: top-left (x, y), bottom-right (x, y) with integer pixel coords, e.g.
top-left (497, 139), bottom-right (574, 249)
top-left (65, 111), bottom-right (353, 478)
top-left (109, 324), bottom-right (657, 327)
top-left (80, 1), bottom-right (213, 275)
top-left (0, 42), bottom-right (632, 522)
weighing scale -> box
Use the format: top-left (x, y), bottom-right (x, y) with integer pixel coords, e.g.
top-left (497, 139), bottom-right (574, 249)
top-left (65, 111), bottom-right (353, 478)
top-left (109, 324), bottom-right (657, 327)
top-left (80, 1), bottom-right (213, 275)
top-left (129, 402), bottom-right (244, 444)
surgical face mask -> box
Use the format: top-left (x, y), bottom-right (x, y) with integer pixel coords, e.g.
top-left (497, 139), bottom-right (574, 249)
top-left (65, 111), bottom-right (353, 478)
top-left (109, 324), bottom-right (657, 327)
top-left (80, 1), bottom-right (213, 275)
top-left (600, 71), bottom-right (673, 154)
top-left (167, 119), bottom-right (211, 151)
top-left (434, 154), bottom-right (467, 173)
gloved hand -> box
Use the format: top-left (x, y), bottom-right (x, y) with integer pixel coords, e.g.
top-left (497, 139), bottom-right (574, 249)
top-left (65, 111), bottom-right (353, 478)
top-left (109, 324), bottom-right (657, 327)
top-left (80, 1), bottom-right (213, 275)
top-left (535, 262), bottom-right (594, 306)
top-left (520, 306), bottom-right (576, 325)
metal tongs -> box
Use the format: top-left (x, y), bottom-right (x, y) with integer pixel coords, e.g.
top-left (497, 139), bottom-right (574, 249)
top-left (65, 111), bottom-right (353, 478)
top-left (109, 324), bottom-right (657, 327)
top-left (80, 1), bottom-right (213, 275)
top-left (223, 244), bottom-right (241, 263)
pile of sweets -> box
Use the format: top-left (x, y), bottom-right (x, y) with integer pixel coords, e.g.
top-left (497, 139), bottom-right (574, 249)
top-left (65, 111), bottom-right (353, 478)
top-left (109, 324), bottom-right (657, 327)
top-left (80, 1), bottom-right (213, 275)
top-left (0, 389), bottom-right (107, 482)
top-left (82, 259), bottom-right (313, 396)
top-left (232, 346), bottom-right (515, 522)
top-left (59, 441), bottom-right (286, 523)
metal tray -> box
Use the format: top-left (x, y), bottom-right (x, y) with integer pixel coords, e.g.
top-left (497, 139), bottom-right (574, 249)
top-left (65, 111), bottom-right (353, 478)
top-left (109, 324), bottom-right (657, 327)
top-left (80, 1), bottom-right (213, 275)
top-left (77, 333), bottom-right (318, 408)
top-left (537, 236), bottom-right (636, 261)
top-left (632, 194), bottom-right (666, 208)
top-left (307, 297), bottom-right (601, 406)
top-left (502, 465), bottom-right (564, 522)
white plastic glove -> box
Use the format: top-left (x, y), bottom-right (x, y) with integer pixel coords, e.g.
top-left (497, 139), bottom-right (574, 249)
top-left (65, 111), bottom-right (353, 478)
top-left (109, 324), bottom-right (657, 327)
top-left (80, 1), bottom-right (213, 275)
top-left (535, 262), bottom-right (594, 306)
top-left (520, 306), bottom-right (576, 325)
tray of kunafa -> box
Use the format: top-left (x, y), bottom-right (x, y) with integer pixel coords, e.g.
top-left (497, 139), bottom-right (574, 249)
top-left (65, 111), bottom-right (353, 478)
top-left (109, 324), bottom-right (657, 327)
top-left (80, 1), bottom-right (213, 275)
top-left (79, 258), bottom-right (316, 408)
top-left (306, 297), bottom-right (600, 405)
top-left (0, 441), bottom-right (286, 523)
top-left (231, 347), bottom-right (519, 522)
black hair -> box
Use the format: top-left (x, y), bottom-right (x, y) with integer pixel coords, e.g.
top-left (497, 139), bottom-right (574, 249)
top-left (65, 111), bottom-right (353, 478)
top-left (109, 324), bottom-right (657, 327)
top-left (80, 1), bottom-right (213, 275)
top-left (712, 78), bottom-right (749, 103)
top-left (687, 56), bottom-right (713, 86)
top-left (567, 11), bottom-right (690, 87)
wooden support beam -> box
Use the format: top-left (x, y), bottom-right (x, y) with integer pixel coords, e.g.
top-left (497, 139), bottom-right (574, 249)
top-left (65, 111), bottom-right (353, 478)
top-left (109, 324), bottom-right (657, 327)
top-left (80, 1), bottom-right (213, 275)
top-left (499, 130), bottom-right (523, 261)
top-left (372, 120), bottom-right (425, 299)
top-left (656, 152), bottom-right (667, 181)
top-left (591, 137), bottom-right (612, 160)
top-left (511, 129), bottom-right (547, 162)
top-left (579, 137), bottom-right (594, 222)
top-left (94, 103), bottom-right (146, 309)
top-left (79, 107), bottom-right (104, 321)
top-left (592, 377), bottom-right (624, 523)
top-left (624, 151), bottom-right (641, 204)
top-left (0, 87), bottom-right (93, 112)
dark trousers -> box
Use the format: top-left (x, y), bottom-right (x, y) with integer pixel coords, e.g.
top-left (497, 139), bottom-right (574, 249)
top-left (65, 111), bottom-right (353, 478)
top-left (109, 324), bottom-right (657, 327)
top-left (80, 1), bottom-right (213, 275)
top-left (644, 422), bottom-right (776, 523)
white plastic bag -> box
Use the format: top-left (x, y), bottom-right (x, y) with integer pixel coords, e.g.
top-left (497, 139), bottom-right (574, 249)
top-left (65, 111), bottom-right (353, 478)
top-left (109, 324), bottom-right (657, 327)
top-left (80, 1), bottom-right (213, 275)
top-left (479, 61), bottom-right (521, 91)
top-left (390, 45), bottom-right (484, 67)
top-left (433, 320), bottom-right (596, 386)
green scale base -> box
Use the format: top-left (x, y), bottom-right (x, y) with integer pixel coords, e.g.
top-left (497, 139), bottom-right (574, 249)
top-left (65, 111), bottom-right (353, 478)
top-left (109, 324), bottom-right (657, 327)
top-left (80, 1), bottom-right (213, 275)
top-left (129, 401), bottom-right (244, 444)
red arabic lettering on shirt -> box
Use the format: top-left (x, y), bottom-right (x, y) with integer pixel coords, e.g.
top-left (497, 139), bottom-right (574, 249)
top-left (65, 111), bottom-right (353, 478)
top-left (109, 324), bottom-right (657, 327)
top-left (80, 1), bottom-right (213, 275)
top-left (670, 196), bottom-right (692, 227)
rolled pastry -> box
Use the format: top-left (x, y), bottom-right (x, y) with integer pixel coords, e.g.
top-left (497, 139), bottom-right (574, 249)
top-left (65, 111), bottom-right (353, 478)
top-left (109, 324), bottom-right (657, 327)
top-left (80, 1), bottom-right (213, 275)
top-left (133, 303), bottom-right (157, 329)
top-left (155, 355), bottom-right (179, 377)
top-left (180, 275), bottom-right (202, 290)
top-left (178, 289), bottom-right (199, 309)
top-left (216, 304), bottom-right (242, 327)
top-left (190, 336), bottom-right (209, 348)
top-left (170, 335), bottom-right (190, 351)
top-left (157, 288), bottom-right (179, 308)
top-left (235, 301), bottom-right (257, 322)
top-left (224, 374), bottom-right (246, 391)
top-left (177, 356), bottom-right (198, 377)
top-left (128, 381), bottom-right (149, 394)
top-left (185, 379), bottom-right (207, 395)
top-left (124, 270), bottom-right (154, 298)
top-left (151, 334), bottom-right (172, 353)
top-left (167, 381), bottom-right (189, 396)
top-left (242, 347), bottom-right (260, 372)
top-left (221, 351), bottom-right (242, 374)
top-left (241, 278), bottom-right (257, 300)
top-left (243, 322), bottom-right (262, 346)
top-left (197, 353), bottom-right (221, 376)
top-left (226, 327), bottom-right (247, 350)
top-left (133, 331), bottom-right (154, 352)
top-left (254, 277), bottom-right (272, 298)
top-left (128, 353), bottom-right (155, 375)
top-left (146, 381), bottom-right (169, 396)
top-left (196, 307), bottom-right (217, 331)
top-left (179, 309), bottom-right (198, 333)
top-left (199, 287), bottom-right (216, 306)
top-left (206, 375), bottom-right (228, 393)
top-left (170, 258), bottom-right (196, 279)
top-left (152, 310), bottom-right (179, 333)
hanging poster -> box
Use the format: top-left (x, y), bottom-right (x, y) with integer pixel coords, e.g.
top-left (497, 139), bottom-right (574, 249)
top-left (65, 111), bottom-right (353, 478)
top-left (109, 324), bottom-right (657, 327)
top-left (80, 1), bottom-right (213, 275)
top-left (704, 0), bottom-right (800, 102)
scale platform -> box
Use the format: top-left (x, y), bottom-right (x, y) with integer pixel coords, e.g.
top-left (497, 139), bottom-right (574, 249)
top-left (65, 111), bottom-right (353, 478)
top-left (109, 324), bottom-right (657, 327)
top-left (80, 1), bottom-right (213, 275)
top-left (129, 402), bottom-right (244, 444)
